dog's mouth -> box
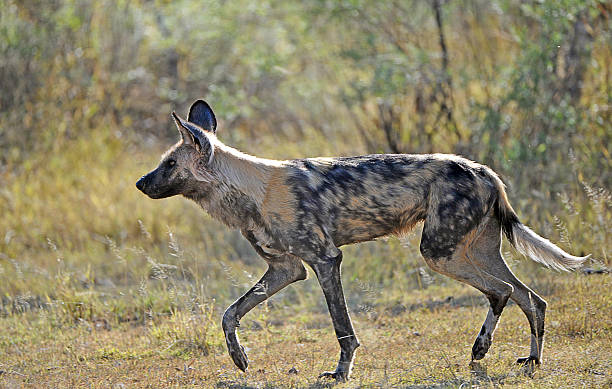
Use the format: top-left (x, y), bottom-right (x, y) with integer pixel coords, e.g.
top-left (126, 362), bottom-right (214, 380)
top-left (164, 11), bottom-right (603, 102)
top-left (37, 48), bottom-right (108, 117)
top-left (137, 185), bottom-right (177, 199)
top-left (136, 177), bottom-right (176, 199)
top-left (146, 189), bottom-right (177, 199)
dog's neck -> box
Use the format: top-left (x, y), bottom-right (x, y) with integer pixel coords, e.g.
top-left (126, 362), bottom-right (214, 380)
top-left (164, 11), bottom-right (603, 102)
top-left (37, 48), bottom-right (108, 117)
top-left (192, 142), bottom-right (284, 230)
top-left (212, 143), bottom-right (282, 207)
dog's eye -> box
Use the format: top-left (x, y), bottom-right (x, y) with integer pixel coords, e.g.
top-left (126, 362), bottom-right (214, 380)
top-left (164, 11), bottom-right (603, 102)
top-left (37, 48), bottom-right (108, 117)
top-left (167, 159), bottom-right (176, 167)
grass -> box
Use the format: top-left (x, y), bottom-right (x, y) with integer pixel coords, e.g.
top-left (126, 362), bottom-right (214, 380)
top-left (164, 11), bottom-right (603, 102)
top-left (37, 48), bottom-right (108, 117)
top-left (0, 272), bottom-right (610, 388)
top-left (0, 133), bottom-right (610, 387)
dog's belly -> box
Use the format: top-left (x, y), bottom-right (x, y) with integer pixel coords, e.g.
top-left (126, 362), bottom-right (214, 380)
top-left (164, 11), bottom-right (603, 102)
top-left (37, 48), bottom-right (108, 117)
top-left (331, 198), bottom-right (427, 246)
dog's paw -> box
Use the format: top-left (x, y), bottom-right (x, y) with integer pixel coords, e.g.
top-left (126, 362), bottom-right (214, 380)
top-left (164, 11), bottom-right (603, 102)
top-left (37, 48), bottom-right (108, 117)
top-left (516, 356), bottom-right (540, 365)
top-left (516, 356), bottom-right (540, 377)
top-left (318, 369), bottom-right (349, 382)
top-left (471, 334), bottom-right (492, 361)
top-left (228, 343), bottom-right (248, 371)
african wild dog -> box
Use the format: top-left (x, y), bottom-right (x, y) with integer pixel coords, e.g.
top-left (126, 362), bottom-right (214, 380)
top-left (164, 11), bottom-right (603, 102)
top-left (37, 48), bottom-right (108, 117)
top-left (136, 99), bottom-right (588, 381)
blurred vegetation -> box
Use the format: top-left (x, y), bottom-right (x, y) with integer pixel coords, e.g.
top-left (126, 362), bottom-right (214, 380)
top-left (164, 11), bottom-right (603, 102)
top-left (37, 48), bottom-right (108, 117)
top-left (0, 0), bottom-right (610, 335)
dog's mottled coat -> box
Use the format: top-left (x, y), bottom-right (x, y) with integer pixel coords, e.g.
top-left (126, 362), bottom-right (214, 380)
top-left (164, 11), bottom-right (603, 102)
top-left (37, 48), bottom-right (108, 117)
top-left (136, 100), bottom-right (588, 381)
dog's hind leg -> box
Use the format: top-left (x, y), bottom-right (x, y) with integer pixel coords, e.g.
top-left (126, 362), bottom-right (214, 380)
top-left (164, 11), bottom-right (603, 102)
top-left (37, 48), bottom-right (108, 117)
top-left (467, 216), bottom-right (547, 366)
top-left (222, 257), bottom-right (306, 371)
top-left (420, 223), bottom-right (514, 362)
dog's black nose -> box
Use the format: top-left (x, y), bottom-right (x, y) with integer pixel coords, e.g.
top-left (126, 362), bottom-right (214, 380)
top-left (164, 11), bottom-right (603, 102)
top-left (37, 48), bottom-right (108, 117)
top-left (136, 176), bottom-right (146, 191)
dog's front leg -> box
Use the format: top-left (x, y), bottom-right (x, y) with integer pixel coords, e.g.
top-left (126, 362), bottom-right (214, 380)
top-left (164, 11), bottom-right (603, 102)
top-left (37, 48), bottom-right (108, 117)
top-left (308, 251), bottom-right (360, 382)
top-left (222, 259), bottom-right (306, 371)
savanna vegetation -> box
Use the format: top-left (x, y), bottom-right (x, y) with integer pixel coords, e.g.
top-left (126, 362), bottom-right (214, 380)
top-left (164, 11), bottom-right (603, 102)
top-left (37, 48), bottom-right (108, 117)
top-left (0, 0), bottom-right (610, 387)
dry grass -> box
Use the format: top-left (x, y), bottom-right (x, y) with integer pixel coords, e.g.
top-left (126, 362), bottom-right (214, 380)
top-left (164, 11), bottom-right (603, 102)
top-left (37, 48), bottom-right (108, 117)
top-left (1, 272), bottom-right (610, 388)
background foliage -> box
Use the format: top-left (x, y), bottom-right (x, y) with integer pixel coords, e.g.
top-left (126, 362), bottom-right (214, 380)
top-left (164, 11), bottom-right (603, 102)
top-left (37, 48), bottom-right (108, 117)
top-left (0, 0), bottom-right (610, 386)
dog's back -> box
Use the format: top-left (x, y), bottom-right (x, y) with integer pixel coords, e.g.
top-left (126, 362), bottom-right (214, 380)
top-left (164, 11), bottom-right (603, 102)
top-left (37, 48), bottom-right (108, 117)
top-left (285, 153), bottom-right (497, 246)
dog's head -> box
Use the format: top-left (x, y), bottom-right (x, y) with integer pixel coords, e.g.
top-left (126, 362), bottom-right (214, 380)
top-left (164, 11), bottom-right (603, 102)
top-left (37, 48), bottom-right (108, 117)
top-left (136, 99), bottom-right (218, 199)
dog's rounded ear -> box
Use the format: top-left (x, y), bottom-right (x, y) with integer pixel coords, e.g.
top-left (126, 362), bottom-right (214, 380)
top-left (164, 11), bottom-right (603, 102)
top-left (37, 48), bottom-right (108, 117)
top-left (188, 99), bottom-right (217, 133)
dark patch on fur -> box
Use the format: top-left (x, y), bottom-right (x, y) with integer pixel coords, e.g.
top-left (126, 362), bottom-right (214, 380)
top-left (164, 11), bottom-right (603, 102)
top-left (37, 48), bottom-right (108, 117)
top-left (419, 161), bottom-right (498, 261)
top-left (486, 293), bottom-right (507, 316)
top-left (479, 325), bottom-right (487, 336)
top-left (496, 198), bottom-right (520, 245)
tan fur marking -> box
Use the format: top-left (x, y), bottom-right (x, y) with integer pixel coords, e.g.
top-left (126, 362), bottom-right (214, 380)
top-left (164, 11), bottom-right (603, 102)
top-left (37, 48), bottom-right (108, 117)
top-left (262, 169), bottom-right (296, 224)
top-left (393, 212), bottom-right (422, 237)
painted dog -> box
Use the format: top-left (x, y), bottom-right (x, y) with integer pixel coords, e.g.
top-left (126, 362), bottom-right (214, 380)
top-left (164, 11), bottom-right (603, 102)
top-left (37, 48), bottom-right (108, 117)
top-left (136, 100), bottom-right (588, 381)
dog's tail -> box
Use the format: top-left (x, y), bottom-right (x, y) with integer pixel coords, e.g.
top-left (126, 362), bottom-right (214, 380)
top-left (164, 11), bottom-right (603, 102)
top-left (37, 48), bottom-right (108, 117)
top-left (490, 173), bottom-right (589, 271)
